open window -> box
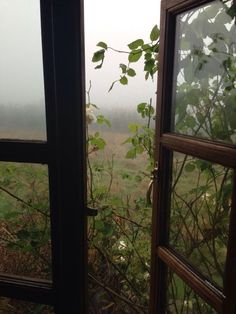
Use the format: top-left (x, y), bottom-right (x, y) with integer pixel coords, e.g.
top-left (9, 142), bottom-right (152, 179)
top-left (1, 0), bottom-right (235, 313)
top-left (0, 1), bottom-right (87, 313)
top-left (150, 0), bottom-right (236, 313)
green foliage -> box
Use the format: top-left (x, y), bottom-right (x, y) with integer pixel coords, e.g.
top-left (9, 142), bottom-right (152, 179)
top-left (96, 114), bottom-right (111, 127)
top-left (1, 4), bottom-right (235, 312)
top-left (128, 49), bottom-right (143, 63)
top-left (120, 75), bottom-right (128, 85)
top-left (97, 41), bottom-right (108, 50)
top-left (128, 39), bottom-right (144, 50)
top-left (92, 24), bottom-right (160, 92)
top-left (124, 101), bottom-right (155, 169)
top-left (89, 2), bottom-right (236, 311)
top-left (150, 25), bottom-right (160, 41)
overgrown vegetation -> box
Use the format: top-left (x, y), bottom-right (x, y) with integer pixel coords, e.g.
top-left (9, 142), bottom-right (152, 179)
top-left (0, 1), bottom-right (234, 313)
top-left (88, 1), bottom-right (236, 313)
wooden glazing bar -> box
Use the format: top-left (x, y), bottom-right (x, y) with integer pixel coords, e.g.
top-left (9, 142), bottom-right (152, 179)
top-left (41, 0), bottom-right (87, 313)
top-left (149, 0), bottom-right (176, 311)
top-left (161, 133), bottom-right (236, 168)
top-left (164, 0), bottom-right (215, 12)
top-left (158, 246), bottom-right (224, 313)
top-left (0, 274), bottom-right (53, 305)
top-left (0, 141), bottom-right (48, 164)
top-left (223, 174), bottom-right (236, 313)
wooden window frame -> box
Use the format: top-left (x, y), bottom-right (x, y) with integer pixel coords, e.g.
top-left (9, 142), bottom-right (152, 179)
top-left (0, 1), bottom-right (87, 313)
top-left (150, 0), bottom-right (236, 313)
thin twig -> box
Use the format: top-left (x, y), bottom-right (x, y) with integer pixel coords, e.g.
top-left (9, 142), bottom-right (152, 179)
top-left (88, 273), bottom-right (147, 313)
top-left (0, 186), bottom-right (49, 218)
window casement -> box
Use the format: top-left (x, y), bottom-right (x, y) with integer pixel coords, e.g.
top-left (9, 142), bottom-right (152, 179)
top-left (0, 0), bottom-right (235, 313)
top-left (150, 0), bottom-right (236, 313)
top-left (0, 1), bottom-right (87, 313)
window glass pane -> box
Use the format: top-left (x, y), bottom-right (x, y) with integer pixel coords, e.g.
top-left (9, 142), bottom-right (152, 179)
top-left (172, 0), bottom-right (236, 144)
top-left (0, 297), bottom-right (53, 313)
top-left (0, 162), bottom-right (51, 280)
top-left (0, 0), bottom-right (46, 140)
top-left (167, 270), bottom-right (217, 313)
top-left (169, 152), bottom-right (232, 287)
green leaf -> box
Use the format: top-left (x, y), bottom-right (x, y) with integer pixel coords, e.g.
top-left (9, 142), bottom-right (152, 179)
top-left (128, 50), bottom-right (142, 63)
top-left (97, 41), bottom-right (107, 50)
top-left (131, 137), bottom-right (138, 146)
top-left (128, 39), bottom-right (144, 50)
top-left (95, 64), bottom-right (103, 69)
top-left (196, 160), bottom-right (211, 171)
top-left (152, 43), bottom-right (159, 53)
top-left (120, 63), bottom-right (127, 74)
top-left (142, 44), bottom-right (151, 51)
top-left (102, 223), bottom-right (113, 236)
top-left (126, 149), bottom-right (137, 159)
top-left (17, 230), bottom-right (30, 240)
top-left (226, 4), bottom-right (236, 19)
top-left (96, 115), bottom-right (104, 125)
top-left (127, 68), bottom-right (136, 77)
top-left (120, 76), bottom-right (128, 85)
top-left (144, 58), bottom-right (155, 72)
top-left (185, 163), bottom-right (195, 172)
top-left (137, 103), bottom-right (147, 112)
top-left (136, 145), bottom-right (144, 154)
top-left (122, 137), bottom-right (132, 144)
top-left (150, 25), bottom-right (160, 41)
top-left (90, 137), bottom-right (106, 150)
top-left (145, 52), bottom-right (152, 61)
top-left (186, 116), bottom-right (196, 128)
top-left (128, 123), bottom-right (140, 133)
top-left (92, 49), bottom-right (105, 62)
top-left (94, 220), bottom-right (104, 230)
top-left (228, 112), bottom-right (236, 130)
top-left (196, 112), bottom-right (205, 124)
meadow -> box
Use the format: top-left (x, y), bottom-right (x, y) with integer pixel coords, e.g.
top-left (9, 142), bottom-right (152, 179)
top-left (0, 115), bottom-right (231, 313)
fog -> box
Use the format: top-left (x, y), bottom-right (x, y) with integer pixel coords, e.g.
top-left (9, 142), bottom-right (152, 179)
top-left (84, 0), bottom-right (161, 110)
top-left (0, 0), bottom-right (44, 105)
top-left (0, 0), bottom-right (161, 139)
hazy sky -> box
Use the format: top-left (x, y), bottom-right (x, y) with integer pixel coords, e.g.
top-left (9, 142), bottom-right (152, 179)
top-left (0, 0), bottom-right (44, 106)
top-left (84, 0), bottom-right (161, 110)
top-left (0, 0), bottom-right (161, 110)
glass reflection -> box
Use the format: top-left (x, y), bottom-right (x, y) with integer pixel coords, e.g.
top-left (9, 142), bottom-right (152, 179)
top-left (169, 152), bottom-right (232, 287)
top-left (0, 0), bottom-right (46, 140)
top-left (0, 162), bottom-right (51, 280)
top-left (172, 0), bottom-right (236, 144)
top-left (167, 271), bottom-right (217, 313)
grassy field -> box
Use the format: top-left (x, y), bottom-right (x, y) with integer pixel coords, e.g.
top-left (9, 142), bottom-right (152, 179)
top-left (0, 127), bottom-right (230, 313)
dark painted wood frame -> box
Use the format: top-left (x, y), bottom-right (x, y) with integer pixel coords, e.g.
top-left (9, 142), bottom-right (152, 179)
top-left (0, 1), bottom-right (87, 313)
top-left (150, 0), bottom-right (236, 313)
